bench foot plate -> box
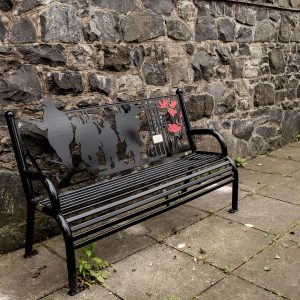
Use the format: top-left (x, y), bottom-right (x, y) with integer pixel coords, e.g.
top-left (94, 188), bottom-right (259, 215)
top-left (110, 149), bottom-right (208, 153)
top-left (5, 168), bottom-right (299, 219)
top-left (68, 284), bottom-right (85, 296)
top-left (23, 249), bottom-right (38, 258)
top-left (228, 208), bottom-right (238, 213)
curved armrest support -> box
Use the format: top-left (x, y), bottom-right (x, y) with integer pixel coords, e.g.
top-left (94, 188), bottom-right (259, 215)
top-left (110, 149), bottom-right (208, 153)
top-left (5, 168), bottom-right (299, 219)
top-left (21, 170), bottom-right (61, 214)
top-left (189, 128), bottom-right (228, 156)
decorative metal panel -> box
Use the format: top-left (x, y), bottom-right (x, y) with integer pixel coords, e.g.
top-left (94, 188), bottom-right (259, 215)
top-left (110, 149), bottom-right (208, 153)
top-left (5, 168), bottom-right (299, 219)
top-left (17, 96), bottom-right (190, 188)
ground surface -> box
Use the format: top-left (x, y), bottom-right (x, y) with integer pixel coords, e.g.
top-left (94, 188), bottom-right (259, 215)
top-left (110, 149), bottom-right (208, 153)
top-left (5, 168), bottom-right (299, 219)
top-left (1, 143), bottom-right (300, 300)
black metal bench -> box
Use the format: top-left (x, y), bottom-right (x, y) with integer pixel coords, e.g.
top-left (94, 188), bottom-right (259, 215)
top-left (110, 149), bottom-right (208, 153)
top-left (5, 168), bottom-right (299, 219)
top-left (5, 89), bottom-right (238, 295)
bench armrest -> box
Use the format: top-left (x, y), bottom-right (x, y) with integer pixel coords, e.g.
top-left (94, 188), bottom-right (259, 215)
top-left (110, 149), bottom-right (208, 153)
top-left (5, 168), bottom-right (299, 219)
top-left (189, 128), bottom-right (228, 156)
top-left (21, 170), bottom-right (61, 214)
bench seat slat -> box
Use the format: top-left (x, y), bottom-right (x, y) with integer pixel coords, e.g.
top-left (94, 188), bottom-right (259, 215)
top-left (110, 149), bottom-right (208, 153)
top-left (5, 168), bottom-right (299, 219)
top-left (59, 152), bottom-right (203, 209)
top-left (70, 165), bottom-right (232, 233)
top-left (60, 152), bottom-right (198, 201)
top-left (67, 160), bottom-right (231, 225)
top-left (40, 153), bottom-right (223, 213)
top-left (73, 176), bottom-right (233, 248)
top-left (60, 154), bottom-right (223, 215)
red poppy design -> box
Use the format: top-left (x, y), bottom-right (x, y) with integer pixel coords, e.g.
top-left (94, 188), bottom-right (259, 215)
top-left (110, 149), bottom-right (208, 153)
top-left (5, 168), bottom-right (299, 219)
top-left (168, 123), bottom-right (183, 133)
top-left (169, 100), bottom-right (177, 109)
top-left (156, 98), bottom-right (183, 135)
top-left (167, 108), bottom-right (177, 117)
top-left (157, 99), bottom-right (168, 109)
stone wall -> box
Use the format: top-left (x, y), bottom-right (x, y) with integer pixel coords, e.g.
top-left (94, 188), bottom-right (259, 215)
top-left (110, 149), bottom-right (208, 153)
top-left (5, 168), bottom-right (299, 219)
top-left (1, 0), bottom-right (300, 252)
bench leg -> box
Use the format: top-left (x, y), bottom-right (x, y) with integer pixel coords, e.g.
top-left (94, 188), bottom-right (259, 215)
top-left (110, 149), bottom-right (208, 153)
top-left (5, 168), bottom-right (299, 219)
top-left (229, 162), bottom-right (239, 213)
top-left (24, 203), bottom-right (38, 258)
top-left (65, 241), bottom-right (78, 296)
top-left (56, 215), bottom-right (79, 296)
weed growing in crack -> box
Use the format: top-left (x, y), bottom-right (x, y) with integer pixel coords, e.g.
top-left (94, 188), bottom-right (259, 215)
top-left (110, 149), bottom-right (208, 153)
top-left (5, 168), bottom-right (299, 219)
top-left (76, 243), bottom-right (109, 288)
top-left (235, 156), bottom-right (246, 168)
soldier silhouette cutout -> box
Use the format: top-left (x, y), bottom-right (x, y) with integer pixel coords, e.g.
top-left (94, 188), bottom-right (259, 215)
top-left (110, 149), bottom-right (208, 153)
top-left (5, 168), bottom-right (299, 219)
top-left (71, 114), bottom-right (104, 170)
top-left (98, 120), bottom-right (120, 171)
top-left (29, 98), bottom-right (74, 172)
top-left (115, 104), bottom-right (142, 164)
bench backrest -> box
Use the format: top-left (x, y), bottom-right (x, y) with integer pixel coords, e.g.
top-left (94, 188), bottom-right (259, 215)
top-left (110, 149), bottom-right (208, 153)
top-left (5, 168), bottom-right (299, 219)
top-left (7, 91), bottom-right (194, 189)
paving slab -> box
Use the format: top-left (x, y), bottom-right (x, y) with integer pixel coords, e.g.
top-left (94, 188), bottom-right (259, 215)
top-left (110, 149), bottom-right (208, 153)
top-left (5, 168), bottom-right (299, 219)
top-left (0, 245), bottom-right (67, 300)
top-left (94, 225), bottom-right (155, 264)
top-left (238, 168), bottom-right (284, 193)
top-left (196, 275), bottom-right (281, 300)
top-left (286, 168), bottom-right (300, 181)
top-left (268, 145), bottom-right (300, 162)
top-left (287, 222), bottom-right (300, 244)
top-left (217, 194), bottom-right (300, 235)
top-left (142, 205), bottom-right (209, 240)
top-left (257, 174), bottom-right (300, 205)
top-left (104, 243), bottom-right (224, 300)
top-left (186, 185), bottom-right (249, 213)
top-left (44, 285), bottom-right (119, 300)
top-left (235, 238), bottom-right (300, 300)
top-left (43, 225), bottom-right (155, 264)
top-left (288, 141), bottom-right (300, 148)
top-left (166, 215), bottom-right (273, 270)
top-left (244, 155), bottom-right (300, 175)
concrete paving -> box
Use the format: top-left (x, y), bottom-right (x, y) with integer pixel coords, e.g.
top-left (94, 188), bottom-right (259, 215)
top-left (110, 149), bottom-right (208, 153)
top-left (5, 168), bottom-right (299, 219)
top-left (238, 168), bottom-right (286, 193)
top-left (217, 194), bottom-right (300, 235)
top-left (255, 173), bottom-right (300, 206)
top-left (244, 154), bottom-right (300, 175)
top-left (104, 244), bottom-right (223, 300)
top-left (195, 276), bottom-right (282, 300)
top-left (186, 185), bottom-right (249, 213)
top-left (166, 215), bottom-right (274, 270)
top-left (234, 238), bottom-right (300, 300)
top-left (1, 143), bottom-right (300, 300)
top-left (269, 145), bottom-right (300, 162)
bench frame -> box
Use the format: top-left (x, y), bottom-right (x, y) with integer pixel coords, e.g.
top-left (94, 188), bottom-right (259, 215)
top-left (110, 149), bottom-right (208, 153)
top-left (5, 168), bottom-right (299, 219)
top-left (5, 89), bottom-right (238, 295)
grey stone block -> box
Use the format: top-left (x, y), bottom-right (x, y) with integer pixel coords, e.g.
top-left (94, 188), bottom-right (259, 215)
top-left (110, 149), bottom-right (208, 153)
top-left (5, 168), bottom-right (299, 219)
top-left (232, 119), bottom-right (254, 141)
top-left (166, 19), bottom-right (192, 41)
top-left (142, 0), bottom-right (174, 16)
top-left (218, 18), bottom-right (235, 42)
top-left (0, 19), bottom-right (6, 41)
top-left (89, 73), bottom-right (112, 95)
top-left (86, 11), bottom-right (120, 43)
top-left (121, 11), bottom-right (165, 42)
top-left (17, 44), bottom-right (67, 67)
top-left (269, 49), bottom-right (286, 74)
top-left (236, 6), bottom-right (256, 26)
top-left (192, 50), bottom-right (215, 81)
top-left (254, 20), bottom-right (277, 42)
top-left (99, 45), bottom-right (132, 72)
top-left (186, 94), bottom-right (214, 120)
top-left (0, 0), bottom-right (13, 12)
top-left (254, 83), bottom-right (275, 107)
top-left (91, 0), bottom-right (138, 13)
top-left (0, 65), bottom-right (41, 102)
top-left (195, 5), bottom-right (217, 41)
top-left (47, 71), bottom-right (83, 95)
top-left (10, 17), bottom-right (37, 43)
top-left (41, 4), bottom-right (83, 43)
top-left (142, 60), bottom-right (167, 86)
